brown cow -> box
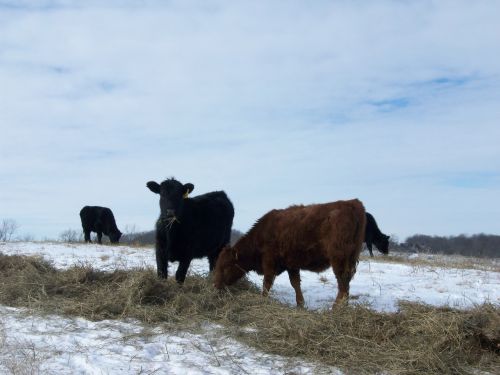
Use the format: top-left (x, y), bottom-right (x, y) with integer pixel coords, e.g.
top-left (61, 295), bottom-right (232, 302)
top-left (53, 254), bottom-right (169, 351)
top-left (214, 199), bottom-right (366, 308)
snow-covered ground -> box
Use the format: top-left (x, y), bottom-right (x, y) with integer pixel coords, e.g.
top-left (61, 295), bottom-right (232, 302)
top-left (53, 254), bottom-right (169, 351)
top-left (1, 242), bottom-right (499, 374)
top-left (1, 306), bottom-right (335, 375)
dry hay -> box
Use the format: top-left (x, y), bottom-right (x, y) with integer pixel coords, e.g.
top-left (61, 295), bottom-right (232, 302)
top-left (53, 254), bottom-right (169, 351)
top-left (0, 253), bottom-right (498, 374)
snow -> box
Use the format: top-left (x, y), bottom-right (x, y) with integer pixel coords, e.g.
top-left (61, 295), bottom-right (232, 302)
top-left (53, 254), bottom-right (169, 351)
top-left (1, 305), bottom-right (337, 375)
top-left (267, 259), bottom-right (499, 311)
top-left (0, 241), bottom-right (499, 374)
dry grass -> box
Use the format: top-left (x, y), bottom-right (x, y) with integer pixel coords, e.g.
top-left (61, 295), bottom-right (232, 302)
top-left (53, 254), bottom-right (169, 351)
top-left (0, 321), bottom-right (43, 375)
top-left (0, 253), bottom-right (498, 375)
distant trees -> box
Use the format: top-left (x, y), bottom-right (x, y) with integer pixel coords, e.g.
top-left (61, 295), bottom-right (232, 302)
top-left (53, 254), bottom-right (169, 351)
top-left (0, 219), bottom-right (19, 241)
top-left (395, 234), bottom-right (500, 258)
top-left (59, 229), bottom-right (83, 243)
top-left (230, 229), bottom-right (244, 245)
top-left (120, 228), bottom-right (245, 247)
top-left (120, 230), bottom-right (156, 245)
top-left (116, 227), bottom-right (500, 258)
top-left (4, 216), bottom-right (498, 258)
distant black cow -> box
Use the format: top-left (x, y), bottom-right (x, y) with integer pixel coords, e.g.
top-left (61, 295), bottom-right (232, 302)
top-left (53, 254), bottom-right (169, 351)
top-left (79, 206), bottom-right (122, 244)
top-left (365, 212), bottom-right (389, 257)
top-left (147, 178), bottom-right (234, 283)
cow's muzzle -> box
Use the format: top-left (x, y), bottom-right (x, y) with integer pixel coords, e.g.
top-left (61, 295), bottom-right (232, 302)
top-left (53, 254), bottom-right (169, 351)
top-left (165, 209), bottom-right (176, 218)
top-left (160, 213), bottom-right (181, 229)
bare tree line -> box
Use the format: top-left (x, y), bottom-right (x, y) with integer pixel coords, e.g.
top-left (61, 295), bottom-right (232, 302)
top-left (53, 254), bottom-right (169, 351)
top-left (120, 228), bottom-right (245, 246)
top-left (392, 234), bottom-right (500, 258)
top-left (121, 229), bottom-right (500, 258)
top-left (1, 217), bottom-right (499, 258)
top-left (0, 219), bottom-right (19, 242)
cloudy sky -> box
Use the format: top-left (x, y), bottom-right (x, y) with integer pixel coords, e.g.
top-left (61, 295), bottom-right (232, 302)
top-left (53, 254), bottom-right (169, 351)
top-left (1, 0), bottom-right (499, 241)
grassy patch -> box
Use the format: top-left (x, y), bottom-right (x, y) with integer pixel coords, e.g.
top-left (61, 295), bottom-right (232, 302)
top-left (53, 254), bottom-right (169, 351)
top-left (0, 253), bottom-right (498, 374)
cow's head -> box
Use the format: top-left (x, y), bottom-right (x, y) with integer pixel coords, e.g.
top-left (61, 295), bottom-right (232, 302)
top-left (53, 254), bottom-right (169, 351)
top-left (214, 245), bottom-right (247, 289)
top-left (109, 230), bottom-right (122, 244)
top-left (147, 178), bottom-right (194, 223)
top-left (375, 234), bottom-right (390, 255)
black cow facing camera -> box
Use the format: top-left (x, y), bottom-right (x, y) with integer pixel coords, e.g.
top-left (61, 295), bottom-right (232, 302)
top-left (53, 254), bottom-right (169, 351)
top-left (80, 206), bottom-right (122, 244)
top-left (147, 178), bottom-right (234, 283)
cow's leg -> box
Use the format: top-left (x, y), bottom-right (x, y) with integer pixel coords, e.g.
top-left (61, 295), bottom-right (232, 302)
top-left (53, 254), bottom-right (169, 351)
top-left (175, 259), bottom-right (192, 284)
top-left (365, 232), bottom-right (374, 257)
top-left (83, 229), bottom-right (91, 243)
top-left (261, 253), bottom-right (276, 297)
top-left (155, 247), bottom-right (168, 279)
top-left (331, 259), bottom-right (351, 305)
top-left (208, 253), bottom-right (218, 272)
top-left (96, 232), bottom-right (103, 244)
top-left (262, 274), bottom-right (276, 297)
top-left (155, 229), bottom-right (170, 279)
top-left (287, 269), bottom-right (304, 307)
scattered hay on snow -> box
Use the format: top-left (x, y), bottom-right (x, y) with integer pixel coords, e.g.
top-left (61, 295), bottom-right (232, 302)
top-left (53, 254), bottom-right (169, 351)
top-left (0, 253), bottom-right (498, 374)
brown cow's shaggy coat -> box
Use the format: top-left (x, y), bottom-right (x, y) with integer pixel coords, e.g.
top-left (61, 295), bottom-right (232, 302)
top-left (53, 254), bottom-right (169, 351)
top-left (214, 199), bottom-right (366, 308)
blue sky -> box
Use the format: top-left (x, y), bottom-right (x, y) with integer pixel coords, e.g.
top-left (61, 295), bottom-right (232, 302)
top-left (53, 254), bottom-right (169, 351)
top-left (1, 0), bottom-right (499, 241)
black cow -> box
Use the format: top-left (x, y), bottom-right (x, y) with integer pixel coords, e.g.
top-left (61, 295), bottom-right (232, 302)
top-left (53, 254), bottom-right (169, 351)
top-left (147, 178), bottom-right (234, 283)
top-left (79, 206), bottom-right (122, 244)
top-left (365, 212), bottom-right (389, 257)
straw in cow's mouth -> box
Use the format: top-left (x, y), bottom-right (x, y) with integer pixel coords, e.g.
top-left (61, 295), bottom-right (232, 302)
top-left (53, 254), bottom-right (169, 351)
top-left (166, 216), bottom-right (180, 229)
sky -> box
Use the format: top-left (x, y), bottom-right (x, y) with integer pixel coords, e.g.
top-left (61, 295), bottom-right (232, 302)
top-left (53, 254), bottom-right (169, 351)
top-left (0, 0), bottom-right (499, 241)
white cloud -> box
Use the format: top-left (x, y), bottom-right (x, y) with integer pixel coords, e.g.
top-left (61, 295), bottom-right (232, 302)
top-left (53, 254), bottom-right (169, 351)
top-left (0, 1), bottom-right (499, 239)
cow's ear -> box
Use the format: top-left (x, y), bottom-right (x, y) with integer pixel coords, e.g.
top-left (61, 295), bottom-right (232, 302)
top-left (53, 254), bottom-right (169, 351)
top-left (183, 183), bottom-right (194, 198)
top-left (147, 181), bottom-right (161, 194)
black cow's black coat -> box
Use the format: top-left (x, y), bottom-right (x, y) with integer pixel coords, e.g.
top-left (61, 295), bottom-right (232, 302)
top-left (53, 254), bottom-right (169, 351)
top-left (80, 206), bottom-right (122, 244)
top-left (365, 212), bottom-right (389, 257)
top-left (147, 178), bottom-right (234, 283)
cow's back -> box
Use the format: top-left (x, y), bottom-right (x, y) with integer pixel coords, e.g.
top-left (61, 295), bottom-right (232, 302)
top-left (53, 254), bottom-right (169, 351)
top-left (190, 191), bottom-right (234, 222)
top-left (80, 206), bottom-right (98, 229)
top-left (80, 206), bottom-right (112, 230)
top-left (165, 191), bottom-right (234, 261)
top-left (321, 199), bottom-right (366, 255)
top-left (190, 191), bottom-right (234, 243)
top-left (243, 199), bottom-right (365, 271)
top-left (365, 212), bottom-right (376, 240)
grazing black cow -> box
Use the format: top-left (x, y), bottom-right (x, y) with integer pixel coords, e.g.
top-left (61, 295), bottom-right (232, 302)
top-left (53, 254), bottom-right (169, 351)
top-left (79, 206), bottom-right (122, 244)
top-left (365, 212), bottom-right (389, 257)
top-left (147, 178), bottom-right (234, 283)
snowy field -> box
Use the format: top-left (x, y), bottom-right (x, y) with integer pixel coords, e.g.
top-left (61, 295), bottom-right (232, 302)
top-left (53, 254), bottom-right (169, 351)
top-left (1, 242), bottom-right (499, 374)
top-left (1, 305), bottom-right (337, 375)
